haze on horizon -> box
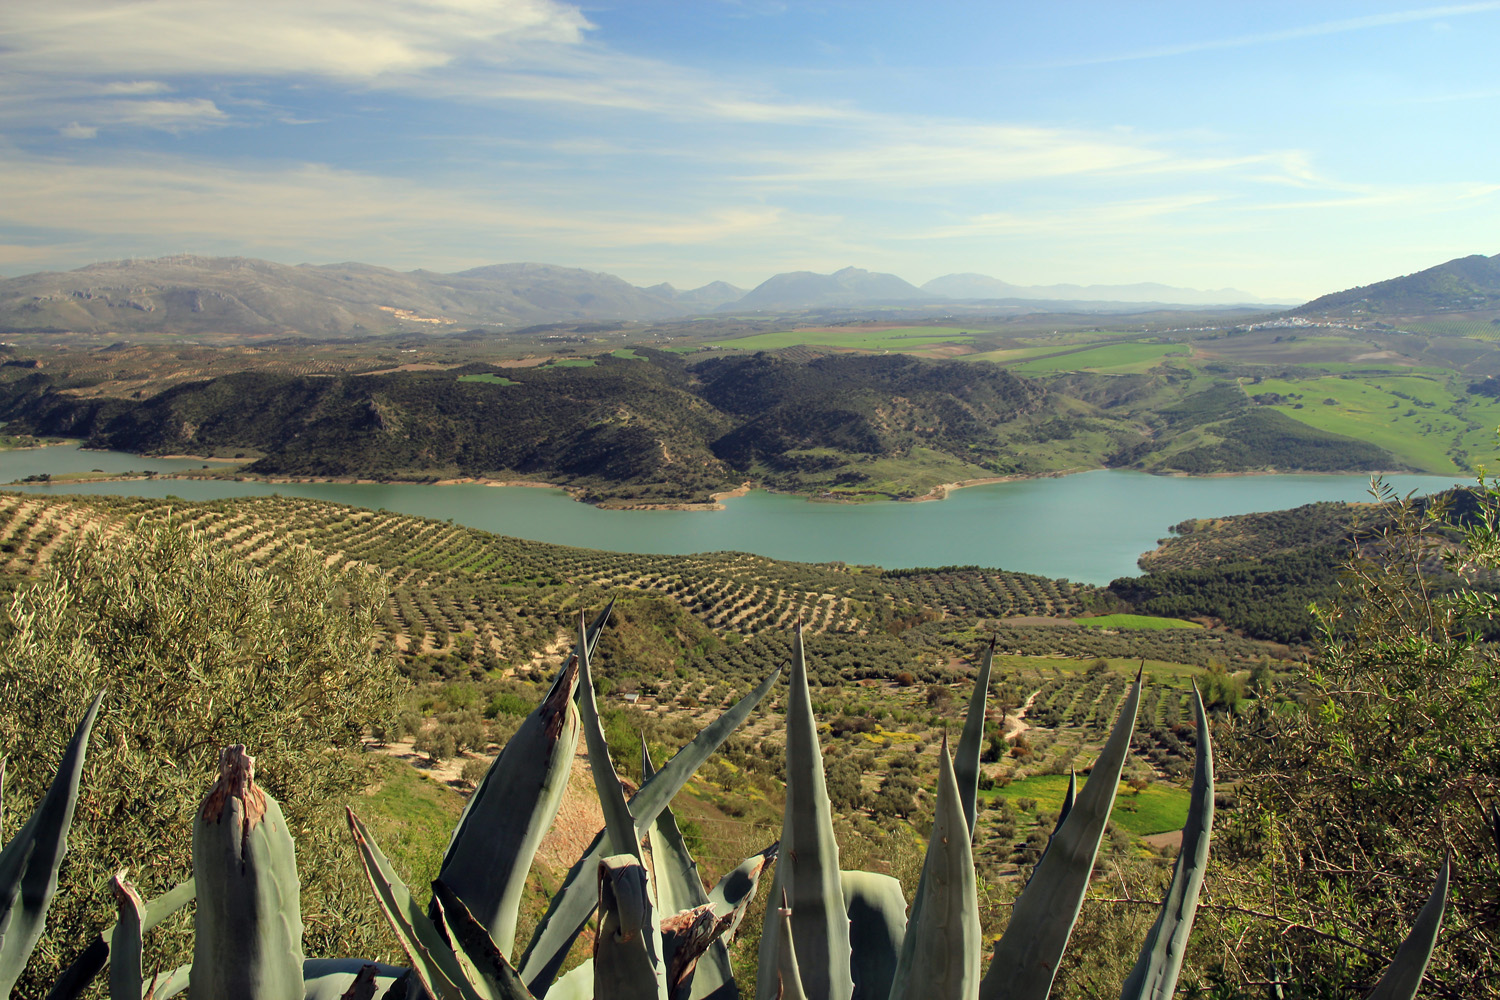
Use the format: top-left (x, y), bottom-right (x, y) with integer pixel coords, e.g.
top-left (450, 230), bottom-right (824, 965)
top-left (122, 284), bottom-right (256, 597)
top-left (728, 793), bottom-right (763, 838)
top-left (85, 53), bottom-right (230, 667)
top-left (2, 0), bottom-right (1498, 300)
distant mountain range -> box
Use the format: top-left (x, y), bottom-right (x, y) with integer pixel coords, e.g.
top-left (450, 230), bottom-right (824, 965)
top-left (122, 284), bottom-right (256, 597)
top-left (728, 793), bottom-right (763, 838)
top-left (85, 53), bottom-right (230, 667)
top-left (7, 251), bottom-right (1496, 340)
top-left (0, 254), bottom-right (1301, 339)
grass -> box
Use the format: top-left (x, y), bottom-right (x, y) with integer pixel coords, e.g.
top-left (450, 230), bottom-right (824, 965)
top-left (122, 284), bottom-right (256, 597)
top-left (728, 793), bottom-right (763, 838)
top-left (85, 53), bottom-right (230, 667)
top-left (548, 358), bottom-right (597, 368)
top-left (457, 373), bottom-right (518, 385)
top-left (1013, 342), bottom-right (1190, 375)
top-left (981, 772), bottom-right (1190, 837)
top-left (708, 326), bottom-right (977, 353)
top-left (1074, 614), bottom-right (1201, 630)
top-left (1252, 373), bottom-right (1496, 473)
top-left (356, 755), bottom-right (466, 887)
top-left (610, 348), bottom-right (646, 360)
top-left (795, 446), bottom-right (992, 501)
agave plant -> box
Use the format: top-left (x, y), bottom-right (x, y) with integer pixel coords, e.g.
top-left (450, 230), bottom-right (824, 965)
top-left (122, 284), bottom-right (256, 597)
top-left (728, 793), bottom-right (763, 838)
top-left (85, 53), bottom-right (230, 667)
top-left (0, 694), bottom-right (102, 997)
top-left (39, 610), bottom-right (1453, 1000)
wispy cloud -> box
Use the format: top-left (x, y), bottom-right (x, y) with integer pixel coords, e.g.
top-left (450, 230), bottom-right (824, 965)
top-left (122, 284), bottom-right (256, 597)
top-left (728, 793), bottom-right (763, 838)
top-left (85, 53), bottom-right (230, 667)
top-left (0, 0), bottom-right (592, 81)
top-left (907, 194), bottom-right (1223, 240)
top-left (1057, 2), bottom-right (1500, 66)
top-left (0, 153), bottom-right (836, 270)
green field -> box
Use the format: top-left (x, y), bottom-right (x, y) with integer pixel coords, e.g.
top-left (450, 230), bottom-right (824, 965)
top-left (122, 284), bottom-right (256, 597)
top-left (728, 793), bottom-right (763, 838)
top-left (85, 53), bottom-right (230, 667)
top-left (981, 772), bottom-right (1191, 837)
top-left (457, 373), bottom-right (517, 385)
top-left (1074, 614), bottom-right (1201, 630)
top-left (548, 358), bottom-right (597, 368)
top-left (708, 326), bottom-right (977, 352)
top-left (1395, 319), bottom-right (1500, 340)
top-left (1012, 342), bottom-right (1190, 375)
top-left (1254, 373), bottom-right (1500, 473)
top-left (610, 348), bottom-right (646, 360)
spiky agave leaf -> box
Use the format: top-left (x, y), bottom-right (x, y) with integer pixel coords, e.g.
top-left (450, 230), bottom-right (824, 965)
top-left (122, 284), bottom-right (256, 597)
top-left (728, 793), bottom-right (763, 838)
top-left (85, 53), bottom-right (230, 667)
top-left (979, 671), bottom-right (1143, 1000)
top-left (1120, 682), bottom-right (1214, 1000)
top-left (706, 843), bottom-right (778, 947)
top-left (437, 604), bottom-right (608, 955)
top-left (0, 692), bottom-right (104, 997)
top-left (519, 668), bottom-right (780, 995)
top-left (1365, 857), bottom-right (1450, 1000)
top-left (576, 616), bottom-right (638, 861)
top-left (754, 625), bottom-right (853, 1000)
top-left (191, 745), bottom-right (304, 1000)
top-left (773, 894), bottom-right (808, 1000)
top-left (889, 735), bottom-right (980, 1000)
top-left (106, 872), bottom-right (144, 1000)
top-left (46, 878), bottom-right (197, 1000)
top-left (955, 638), bottom-right (995, 838)
top-left (347, 808), bottom-right (478, 1000)
top-left (594, 857), bottom-right (667, 1000)
top-left (300, 960), bottom-right (410, 1000)
top-left (641, 741), bottom-right (736, 1000)
top-left (840, 872), bottom-right (906, 1000)
top-left (431, 880), bottom-right (536, 1000)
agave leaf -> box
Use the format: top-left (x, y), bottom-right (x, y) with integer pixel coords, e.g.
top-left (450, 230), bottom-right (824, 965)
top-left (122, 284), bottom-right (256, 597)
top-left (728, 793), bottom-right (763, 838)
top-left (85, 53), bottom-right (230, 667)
top-left (706, 843), bottom-right (778, 945)
top-left (519, 668), bottom-right (780, 994)
top-left (107, 873), bottom-right (144, 1000)
top-left (840, 871), bottom-right (906, 1000)
top-left (547, 962), bottom-right (593, 1000)
top-left (594, 857), bottom-right (668, 1000)
top-left (641, 742), bottom-right (734, 1000)
top-left (149, 965), bottom-right (191, 1000)
top-left (346, 808), bottom-right (475, 1000)
top-left (437, 603), bottom-right (610, 956)
top-left (47, 878), bottom-right (197, 1000)
top-left (0, 692), bottom-right (104, 997)
top-left (955, 638), bottom-right (995, 838)
top-left (755, 625), bottom-right (853, 1000)
top-left (429, 893), bottom-right (534, 1000)
top-left (190, 745), bottom-right (304, 1000)
top-left (1120, 682), bottom-right (1214, 1000)
top-left (979, 672), bottom-right (1143, 1000)
top-left (889, 736), bottom-right (980, 1000)
top-left (641, 739), bottom-right (709, 918)
top-left (300, 959), bottom-right (410, 1000)
top-left (431, 880), bottom-right (536, 1000)
top-left (577, 619), bottom-right (639, 861)
top-left (1057, 770), bottom-right (1077, 829)
top-left (773, 894), bottom-right (808, 1000)
top-left (660, 904), bottom-right (726, 1000)
top-left (1364, 857), bottom-right (1449, 1000)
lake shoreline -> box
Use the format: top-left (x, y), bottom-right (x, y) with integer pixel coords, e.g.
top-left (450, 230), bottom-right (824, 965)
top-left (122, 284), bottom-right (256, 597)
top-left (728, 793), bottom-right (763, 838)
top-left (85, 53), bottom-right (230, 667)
top-left (4, 442), bottom-right (1443, 509)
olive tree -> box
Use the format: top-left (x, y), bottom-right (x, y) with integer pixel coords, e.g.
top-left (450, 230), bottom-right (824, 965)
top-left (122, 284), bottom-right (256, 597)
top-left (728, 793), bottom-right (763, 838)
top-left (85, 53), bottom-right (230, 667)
top-left (0, 518), bottom-right (405, 994)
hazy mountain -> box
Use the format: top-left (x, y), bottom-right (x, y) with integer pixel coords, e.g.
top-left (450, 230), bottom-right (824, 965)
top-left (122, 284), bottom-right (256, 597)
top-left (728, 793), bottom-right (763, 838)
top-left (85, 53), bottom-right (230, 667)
top-left (0, 255), bottom-right (694, 337)
top-left (728, 266), bottom-right (932, 311)
top-left (1292, 253), bottom-right (1500, 317)
top-left (923, 272), bottom-right (1277, 306)
top-left (643, 280), bottom-right (746, 310)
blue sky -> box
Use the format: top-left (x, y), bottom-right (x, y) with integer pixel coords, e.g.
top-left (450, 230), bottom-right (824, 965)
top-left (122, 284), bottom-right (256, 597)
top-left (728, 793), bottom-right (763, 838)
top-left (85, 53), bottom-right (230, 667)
top-left (2, 0), bottom-right (1497, 299)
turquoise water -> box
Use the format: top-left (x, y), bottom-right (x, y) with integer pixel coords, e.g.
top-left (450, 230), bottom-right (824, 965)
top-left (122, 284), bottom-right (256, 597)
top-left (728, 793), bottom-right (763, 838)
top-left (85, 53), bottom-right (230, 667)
top-left (0, 445), bottom-right (1464, 583)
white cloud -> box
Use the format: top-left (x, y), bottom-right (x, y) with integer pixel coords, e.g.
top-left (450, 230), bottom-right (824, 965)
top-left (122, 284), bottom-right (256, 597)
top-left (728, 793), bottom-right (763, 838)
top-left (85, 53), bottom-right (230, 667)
top-left (58, 122), bottom-right (98, 139)
top-left (99, 81), bottom-right (173, 96)
top-left (0, 0), bottom-right (592, 82)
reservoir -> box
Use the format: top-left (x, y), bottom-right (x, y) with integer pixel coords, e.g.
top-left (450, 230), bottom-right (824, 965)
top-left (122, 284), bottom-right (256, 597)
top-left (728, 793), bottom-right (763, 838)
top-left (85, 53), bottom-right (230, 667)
top-left (0, 446), bottom-right (1464, 584)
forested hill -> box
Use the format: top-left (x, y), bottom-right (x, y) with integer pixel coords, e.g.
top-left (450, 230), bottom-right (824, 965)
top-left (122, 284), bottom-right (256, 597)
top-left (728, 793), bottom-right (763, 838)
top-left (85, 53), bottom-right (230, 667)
top-left (0, 351), bottom-right (1049, 503)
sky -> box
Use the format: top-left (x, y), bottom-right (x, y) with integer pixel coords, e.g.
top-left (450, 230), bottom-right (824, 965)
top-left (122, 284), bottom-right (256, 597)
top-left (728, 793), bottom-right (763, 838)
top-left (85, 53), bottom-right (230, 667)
top-left (2, 1), bottom-right (1498, 300)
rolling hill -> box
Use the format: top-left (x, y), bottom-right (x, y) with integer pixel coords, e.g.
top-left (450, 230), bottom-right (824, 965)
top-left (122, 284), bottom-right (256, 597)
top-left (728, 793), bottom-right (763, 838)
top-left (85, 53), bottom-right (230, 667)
top-left (1292, 253), bottom-right (1500, 319)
